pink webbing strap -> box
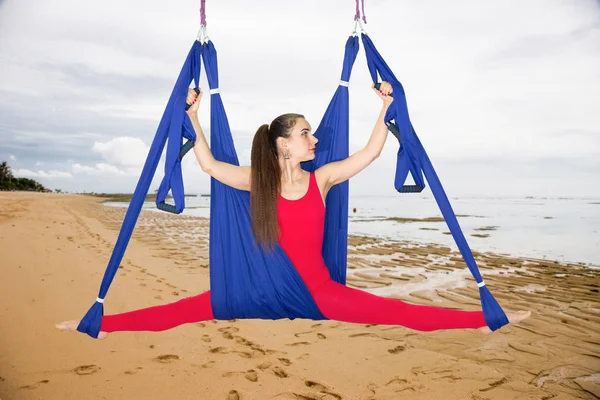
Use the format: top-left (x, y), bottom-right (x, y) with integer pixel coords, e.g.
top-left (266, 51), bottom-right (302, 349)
top-left (354, 0), bottom-right (367, 23)
top-left (200, 0), bottom-right (207, 26)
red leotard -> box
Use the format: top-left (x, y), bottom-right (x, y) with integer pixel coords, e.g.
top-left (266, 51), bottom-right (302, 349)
top-left (101, 171), bottom-right (487, 333)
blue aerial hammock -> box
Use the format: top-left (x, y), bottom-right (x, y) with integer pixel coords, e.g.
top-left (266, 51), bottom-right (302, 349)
top-left (76, 5), bottom-right (508, 339)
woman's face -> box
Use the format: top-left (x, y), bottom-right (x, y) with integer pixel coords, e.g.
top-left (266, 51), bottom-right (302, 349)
top-left (280, 118), bottom-right (318, 162)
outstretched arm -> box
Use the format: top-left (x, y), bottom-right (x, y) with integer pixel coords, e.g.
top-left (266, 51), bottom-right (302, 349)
top-left (316, 82), bottom-right (393, 191)
top-left (187, 89), bottom-right (251, 191)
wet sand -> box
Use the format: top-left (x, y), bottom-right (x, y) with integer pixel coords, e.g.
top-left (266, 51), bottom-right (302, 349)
top-left (1, 192), bottom-right (598, 400)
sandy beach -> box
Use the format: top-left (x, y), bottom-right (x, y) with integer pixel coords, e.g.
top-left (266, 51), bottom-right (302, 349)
top-left (1, 191), bottom-right (599, 400)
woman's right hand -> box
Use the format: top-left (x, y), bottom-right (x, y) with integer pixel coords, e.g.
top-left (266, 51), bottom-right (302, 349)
top-left (186, 88), bottom-right (203, 116)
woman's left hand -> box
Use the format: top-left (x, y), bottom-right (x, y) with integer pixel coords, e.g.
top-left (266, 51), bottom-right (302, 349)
top-left (372, 81), bottom-right (393, 105)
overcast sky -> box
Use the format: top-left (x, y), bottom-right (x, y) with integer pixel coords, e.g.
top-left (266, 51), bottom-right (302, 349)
top-left (0, 0), bottom-right (598, 197)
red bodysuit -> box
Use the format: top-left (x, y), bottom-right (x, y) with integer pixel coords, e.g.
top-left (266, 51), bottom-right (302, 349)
top-left (101, 172), bottom-right (487, 333)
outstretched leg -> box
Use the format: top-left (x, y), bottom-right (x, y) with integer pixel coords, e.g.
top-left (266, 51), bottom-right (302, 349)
top-left (311, 280), bottom-right (487, 332)
top-left (56, 291), bottom-right (214, 338)
top-left (101, 290), bottom-right (214, 332)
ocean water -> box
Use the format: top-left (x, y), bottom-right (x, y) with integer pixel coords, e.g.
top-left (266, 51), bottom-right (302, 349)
top-left (105, 194), bottom-right (600, 266)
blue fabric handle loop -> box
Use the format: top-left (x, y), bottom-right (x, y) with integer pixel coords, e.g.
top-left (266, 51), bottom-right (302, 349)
top-left (375, 83), bottom-right (421, 194)
top-left (156, 140), bottom-right (196, 214)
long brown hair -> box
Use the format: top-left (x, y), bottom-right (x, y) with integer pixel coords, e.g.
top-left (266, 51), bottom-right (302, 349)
top-left (250, 113), bottom-right (304, 249)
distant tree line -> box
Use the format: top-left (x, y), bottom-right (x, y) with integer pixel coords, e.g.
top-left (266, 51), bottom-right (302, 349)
top-left (0, 161), bottom-right (49, 192)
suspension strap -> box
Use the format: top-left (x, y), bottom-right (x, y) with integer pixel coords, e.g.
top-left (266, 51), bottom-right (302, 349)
top-left (197, 0), bottom-right (210, 43)
top-left (200, 0), bottom-right (207, 26)
top-left (354, 0), bottom-right (367, 23)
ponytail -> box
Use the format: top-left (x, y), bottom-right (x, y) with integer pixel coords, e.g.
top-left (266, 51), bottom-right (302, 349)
top-left (250, 113), bottom-right (304, 249)
top-left (250, 124), bottom-right (281, 249)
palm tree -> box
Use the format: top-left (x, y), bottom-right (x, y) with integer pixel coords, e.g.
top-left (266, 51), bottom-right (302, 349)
top-left (0, 161), bottom-right (13, 181)
top-left (0, 161), bottom-right (14, 182)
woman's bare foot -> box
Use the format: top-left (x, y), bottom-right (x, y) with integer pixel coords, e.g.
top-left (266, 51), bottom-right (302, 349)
top-left (478, 310), bottom-right (531, 335)
top-left (55, 320), bottom-right (108, 339)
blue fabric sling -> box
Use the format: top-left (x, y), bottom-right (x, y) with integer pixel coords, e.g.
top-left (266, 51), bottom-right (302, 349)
top-left (201, 40), bottom-right (327, 320)
top-left (77, 32), bottom-right (508, 339)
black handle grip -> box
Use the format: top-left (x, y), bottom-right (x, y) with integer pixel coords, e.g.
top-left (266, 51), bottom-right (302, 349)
top-left (386, 122), bottom-right (401, 141)
top-left (398, 185), bottom-right (424, 193)
top-left (185, 88), bottom-right (201, 111)
top-left (179, 139), bottom-right (195, 159)
top-left (157, 201), bottom-right (179, 214)
top-left (374, 82), bottom-right (394, 98)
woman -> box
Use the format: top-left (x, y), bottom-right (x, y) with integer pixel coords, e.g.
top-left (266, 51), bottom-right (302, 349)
top-left (57, 83), bottom-right (530, 339)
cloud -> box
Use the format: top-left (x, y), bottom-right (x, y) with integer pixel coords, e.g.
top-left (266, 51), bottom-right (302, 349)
top-left (72, 163), bottom-right (128, 176)
top-left (92, 137), bottom-right (149, 169)
top-left (14, 169), bottom-right (73, 179)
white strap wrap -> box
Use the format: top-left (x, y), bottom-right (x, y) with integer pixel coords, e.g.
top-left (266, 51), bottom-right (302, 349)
top-left (477, 281), bottom-right (486, 288)
top-left (96, 297), bottom-right (105, 304)
top-left (210, 88), bottom-right (220, 95)
top-left (339, 80), bottom-right (349, 87)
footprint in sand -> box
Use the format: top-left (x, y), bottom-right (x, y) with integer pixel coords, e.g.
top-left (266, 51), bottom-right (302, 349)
top-left (235, 336), bottom-right (255, 347)
top-left (278, 358), bottom-right (292, 366)
top-left (154, 354), bottom-right (180, 363)
top-left (305, 381), bottom-right (329, 390)
top-left (249, 346), bottom-right (267, 356)
top-left (272, 366), bottom-right (288, 378)
top-left (201, 334), bottom-right (212, 342)
top-left (257, 362), bottom-right (272, 370)
top-left (227, 390), bottom-right (240, 400)
top-left (73, 365), bottom-right (100, 375)
top-left (294, 330), bottom-right (314, 338)
top-left (20, 380), bottom-right (50, 389)
top-left (234, 351), bottom-right (253, 359)
top-left (304, 381), bottom-right (342, 400)
top-left (388, 345), bottom-right (406, 354)
top-left (210, 346), bottom-right (229, 354)
top-left (245, 370), bottom-right (258, 382)
top-left (348, 332), bottom-right (379, 339)
top-left (286, 341), bottom-right (311, 346)
top-left (219, 326), bottom-right (239, 339)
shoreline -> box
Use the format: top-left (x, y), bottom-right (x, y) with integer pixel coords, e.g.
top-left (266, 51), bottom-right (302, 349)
top-left (101, 196), bottom-right (600, 268)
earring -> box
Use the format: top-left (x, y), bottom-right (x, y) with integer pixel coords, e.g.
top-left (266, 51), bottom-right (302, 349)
top-left (283, 150), bottom-right (290, 160)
